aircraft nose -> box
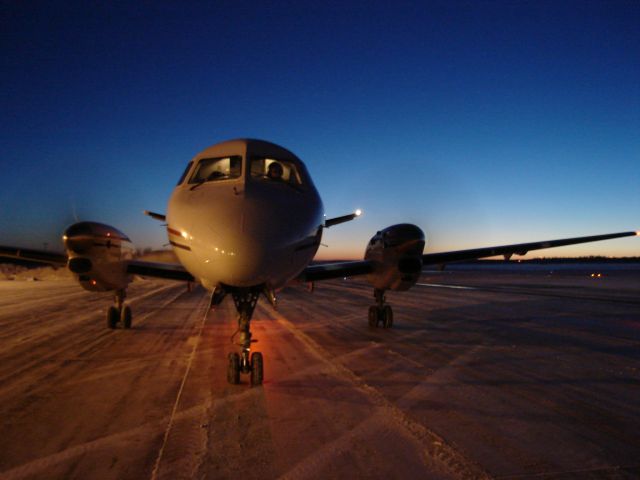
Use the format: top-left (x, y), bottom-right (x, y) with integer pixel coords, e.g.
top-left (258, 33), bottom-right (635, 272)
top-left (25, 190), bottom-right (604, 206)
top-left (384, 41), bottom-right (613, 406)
top-left (229, 240), bottom-right (272, 283)
top-left (202, 216), bottom-right (293, 287)
top-left (183, 187), bottom-right (320, 288)
top-left (196, 235), bottom-right (276, 288)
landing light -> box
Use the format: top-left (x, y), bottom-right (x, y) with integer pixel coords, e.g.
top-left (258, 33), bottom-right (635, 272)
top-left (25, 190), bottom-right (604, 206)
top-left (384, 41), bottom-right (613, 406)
top-left (355, 209), bottom-right (362, 216)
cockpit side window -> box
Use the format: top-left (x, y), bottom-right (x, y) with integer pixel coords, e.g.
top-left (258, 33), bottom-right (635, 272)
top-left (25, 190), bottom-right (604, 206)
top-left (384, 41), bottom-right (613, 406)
top-left (189, 156), bottom-right (242, 184)
top-left (177, 161), bottom-right (193, 185)
top-left (249, 157), bottom-right (302, 186)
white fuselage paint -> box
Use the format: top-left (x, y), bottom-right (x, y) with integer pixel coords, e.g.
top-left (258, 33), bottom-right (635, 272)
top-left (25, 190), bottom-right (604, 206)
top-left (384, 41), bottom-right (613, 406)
top-left (166, 139), bottom-right (324, 291)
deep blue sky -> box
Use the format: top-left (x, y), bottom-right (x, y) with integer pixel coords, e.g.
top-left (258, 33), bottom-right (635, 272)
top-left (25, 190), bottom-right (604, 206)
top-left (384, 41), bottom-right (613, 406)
top-left (1, 1), bottom-right (639, 259)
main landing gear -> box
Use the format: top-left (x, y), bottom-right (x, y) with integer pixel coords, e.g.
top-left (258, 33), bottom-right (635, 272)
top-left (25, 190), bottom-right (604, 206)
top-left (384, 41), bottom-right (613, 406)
top-left (226, 287), bottom-right (264, 386)
top-left (368, 288), bottom-right (393, 328)
top-left (107, 289), bottom-right (132, 329)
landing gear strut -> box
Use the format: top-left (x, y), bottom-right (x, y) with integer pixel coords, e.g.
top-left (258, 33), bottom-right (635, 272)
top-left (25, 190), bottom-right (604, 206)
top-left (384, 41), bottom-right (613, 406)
top-left (368, 288), bottom-right (393, 328)
top-left (227, 287), bottom-right (264, 386)
top-left (107, 289), bottom-right (132, 329)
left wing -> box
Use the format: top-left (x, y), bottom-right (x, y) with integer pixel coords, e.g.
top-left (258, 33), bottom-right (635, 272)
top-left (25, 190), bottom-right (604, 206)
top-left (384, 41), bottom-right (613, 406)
top-left (0, 246), bottom-right (67, 266)
top-left (298, 230), bottom-right (638, 282)
top-left (421, 231), bottom-right (637, 265)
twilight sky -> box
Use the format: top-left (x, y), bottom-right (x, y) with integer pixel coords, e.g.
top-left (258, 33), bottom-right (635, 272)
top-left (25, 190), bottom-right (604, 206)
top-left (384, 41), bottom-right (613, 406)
top-left (1, 1), bottom-right (639, 259)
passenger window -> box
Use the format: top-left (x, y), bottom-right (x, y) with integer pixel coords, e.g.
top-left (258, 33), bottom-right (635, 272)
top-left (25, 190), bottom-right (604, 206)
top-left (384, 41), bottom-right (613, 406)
top-left (250, 157), bottom-right (302, 186)
top-left (177, 161), bottom-right (193, 185)
top-left (189, 156), bottom-right (242, 183)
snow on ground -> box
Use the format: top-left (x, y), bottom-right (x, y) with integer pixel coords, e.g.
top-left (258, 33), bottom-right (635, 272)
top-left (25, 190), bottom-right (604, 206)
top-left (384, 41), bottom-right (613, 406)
top-left (0, 264), bottom-right (71, 281)
top-left (1, 268), bottom-right (639, 479)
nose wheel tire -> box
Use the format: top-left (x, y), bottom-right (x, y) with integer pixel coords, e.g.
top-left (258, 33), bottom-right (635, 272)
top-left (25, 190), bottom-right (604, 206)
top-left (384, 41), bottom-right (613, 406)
top-left (226, 351), bottom-right (263, 385)
top-left (250, 352), bottom-right (264, 386)
top-left (227, 353), bottom-right (240, 384)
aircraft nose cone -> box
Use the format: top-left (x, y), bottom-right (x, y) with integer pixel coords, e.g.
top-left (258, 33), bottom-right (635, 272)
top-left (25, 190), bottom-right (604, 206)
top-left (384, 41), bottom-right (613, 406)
top-left (63, 223), bottom-right (94, 254)
top-left (180, 185), bottom-right (322, 289)
top-left (226, 239), bottom-right (275, 286)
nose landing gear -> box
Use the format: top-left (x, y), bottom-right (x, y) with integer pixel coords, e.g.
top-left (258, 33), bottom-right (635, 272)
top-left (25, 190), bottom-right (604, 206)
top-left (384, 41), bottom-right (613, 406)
top-left (368, 288), bottom-right (393, 328)
top-left (227, 288), bottom-right (264, 386)
top-left (107, 289), bottom-right (132, 329)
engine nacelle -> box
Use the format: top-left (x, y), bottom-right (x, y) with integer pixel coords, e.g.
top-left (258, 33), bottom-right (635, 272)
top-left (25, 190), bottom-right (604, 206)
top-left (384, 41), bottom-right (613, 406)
top-left (63, 221), bottom-right (135, 292)
top-left (364, 224), bottom-right (425, 291)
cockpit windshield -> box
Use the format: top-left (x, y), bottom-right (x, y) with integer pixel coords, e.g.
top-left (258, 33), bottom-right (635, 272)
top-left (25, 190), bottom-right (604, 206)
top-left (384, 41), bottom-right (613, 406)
top-left (189, 156), bottom-right (242, 184)
top-left (250, 157), bottom-right (302, 186)
top-left (176, 161), bottom-right (193, 185)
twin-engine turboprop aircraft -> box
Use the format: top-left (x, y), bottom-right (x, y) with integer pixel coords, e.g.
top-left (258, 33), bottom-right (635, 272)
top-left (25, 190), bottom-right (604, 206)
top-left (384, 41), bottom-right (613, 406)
top-left (1, 139), bottom-right (638, 386)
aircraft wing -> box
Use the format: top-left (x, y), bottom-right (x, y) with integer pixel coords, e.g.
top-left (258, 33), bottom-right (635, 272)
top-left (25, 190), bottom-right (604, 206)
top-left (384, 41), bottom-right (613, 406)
top-left (0, 246), bottom-right (67, 266)
top-left (298, 231), bottom-right (637, 282)
top-left (126, 260), bottom-right (195, 282)
top-left (298, 260), bottom-right (373, 282)
top-left (421, 231), bottom-right (638, 265)
top-left (0, 245), bottom-right (194, 282)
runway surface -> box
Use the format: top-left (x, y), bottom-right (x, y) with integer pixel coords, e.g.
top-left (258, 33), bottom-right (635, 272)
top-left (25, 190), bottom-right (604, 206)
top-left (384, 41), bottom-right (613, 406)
top-left (0, 267), bottom-right (639, 479)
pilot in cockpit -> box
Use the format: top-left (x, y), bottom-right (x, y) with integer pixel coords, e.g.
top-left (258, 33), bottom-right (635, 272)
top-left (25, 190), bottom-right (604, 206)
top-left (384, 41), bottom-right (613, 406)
top-left (267, 161), bottom-right (284, 181)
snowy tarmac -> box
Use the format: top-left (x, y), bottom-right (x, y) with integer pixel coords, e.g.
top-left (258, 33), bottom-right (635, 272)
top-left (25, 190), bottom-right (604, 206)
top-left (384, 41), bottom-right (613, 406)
top-left (0, 268), bottom-right (639, 479)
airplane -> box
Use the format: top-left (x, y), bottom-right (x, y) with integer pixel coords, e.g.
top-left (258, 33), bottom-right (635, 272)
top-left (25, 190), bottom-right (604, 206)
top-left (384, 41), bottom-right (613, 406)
top-left (1, 138), bottom-right (637, 386)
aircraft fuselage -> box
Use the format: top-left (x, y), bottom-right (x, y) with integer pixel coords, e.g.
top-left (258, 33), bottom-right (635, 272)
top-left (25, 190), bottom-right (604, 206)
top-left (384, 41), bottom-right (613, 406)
top-left (166, 139), bottom-right (324, 291)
